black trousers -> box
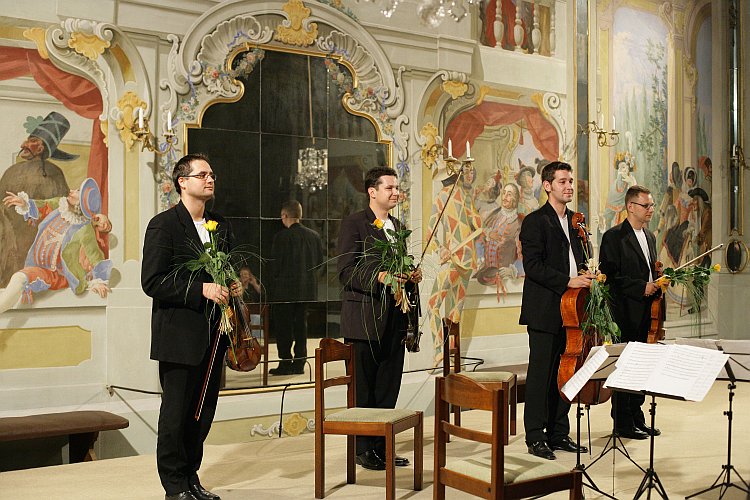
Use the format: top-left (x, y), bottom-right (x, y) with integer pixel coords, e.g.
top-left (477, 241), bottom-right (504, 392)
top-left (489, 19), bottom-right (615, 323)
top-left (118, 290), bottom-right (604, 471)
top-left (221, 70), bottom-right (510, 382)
top-left (345, 310), bottom-right (406, 455)
top-left (272, 302), bottom-right (308, 364)
top-left (524, 328), bottom-right (570, 444)
top-left (157, 336), bottom-right (226, 495)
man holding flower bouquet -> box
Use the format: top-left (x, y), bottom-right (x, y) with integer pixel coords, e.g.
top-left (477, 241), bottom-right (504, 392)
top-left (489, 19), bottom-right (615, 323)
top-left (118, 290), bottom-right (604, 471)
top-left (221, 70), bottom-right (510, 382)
top-left (142, 153), bottom-right (237, 500)
top-left (599, 185), bottom-right (662, 440)
top-left (336, 166), bottom-right (422, 471)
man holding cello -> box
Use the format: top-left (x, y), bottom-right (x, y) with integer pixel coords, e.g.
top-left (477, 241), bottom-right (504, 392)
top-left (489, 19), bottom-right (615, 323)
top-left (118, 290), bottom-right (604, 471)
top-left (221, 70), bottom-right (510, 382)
top-left (599, 185), bottom-right (662, 440)
top-left (519, 161), bottom-right (593, 460)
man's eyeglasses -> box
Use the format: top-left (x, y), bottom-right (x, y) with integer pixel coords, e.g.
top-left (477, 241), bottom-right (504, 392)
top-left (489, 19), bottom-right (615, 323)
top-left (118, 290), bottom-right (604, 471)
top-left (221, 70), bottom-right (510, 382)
top-left (181, 172), bottom-right (217, 181)
top-left (630, 201), bottom-right (655, 210)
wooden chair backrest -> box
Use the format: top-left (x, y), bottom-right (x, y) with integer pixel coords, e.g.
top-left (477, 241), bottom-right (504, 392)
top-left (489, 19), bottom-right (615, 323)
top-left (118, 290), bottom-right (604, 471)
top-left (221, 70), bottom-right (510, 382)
top-left (315, 338), bottom-right (356, 418)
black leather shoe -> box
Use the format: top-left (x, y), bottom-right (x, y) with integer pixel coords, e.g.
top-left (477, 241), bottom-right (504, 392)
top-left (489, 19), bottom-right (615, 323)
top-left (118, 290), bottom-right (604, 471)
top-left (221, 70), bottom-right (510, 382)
top-left (290, 361), bottom-right (306, 375)
top-left (527, 441), bottom-right (556, 460)
top-left (616, 426), bottom-right (649, 440)
top-left (189, 478), bottom-right (220, 500)
top-left (269, 362), bottom-right (293, 375)
top-left (373, 450), bottom-right (410, 467)
top-left (550, 436), bottom-right (588, 453)
top-left (635, 422), bottom-right (661, 436)
top-left (356, 450), bottom-right (386, 470)
top-left (165, 492), bottom-right (197, 500)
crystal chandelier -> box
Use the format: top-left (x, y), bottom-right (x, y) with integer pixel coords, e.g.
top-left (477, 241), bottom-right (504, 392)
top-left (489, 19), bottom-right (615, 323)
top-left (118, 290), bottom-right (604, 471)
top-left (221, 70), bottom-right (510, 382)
top-left (372, 0), bottom-right (480, 27)
top-left (296, 147), bottom-right (328, 192)
top-left (295, 57), bottom-right (328, 193)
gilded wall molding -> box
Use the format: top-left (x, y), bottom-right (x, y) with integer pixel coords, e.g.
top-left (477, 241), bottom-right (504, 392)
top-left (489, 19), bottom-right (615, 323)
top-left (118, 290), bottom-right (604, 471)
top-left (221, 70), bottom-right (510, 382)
top-left (275, 0), bottom-right (319, 47)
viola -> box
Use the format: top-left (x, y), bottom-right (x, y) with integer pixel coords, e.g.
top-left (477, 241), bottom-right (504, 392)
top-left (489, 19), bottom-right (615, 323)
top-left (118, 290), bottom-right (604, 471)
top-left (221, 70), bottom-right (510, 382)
top-left (403, 274), bottom-right (422, 353)
top-left (557, 212), bottom-right (612, 405)
top-left (647, 261), bottom-right (666, 344)
top-left (225, 296), bottom-right (263, 372)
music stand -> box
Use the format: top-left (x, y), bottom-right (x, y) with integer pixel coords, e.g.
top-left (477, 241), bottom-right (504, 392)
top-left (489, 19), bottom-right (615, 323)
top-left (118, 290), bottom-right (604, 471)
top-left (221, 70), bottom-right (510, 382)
top-left (685, 339), bottom-right (750, 499)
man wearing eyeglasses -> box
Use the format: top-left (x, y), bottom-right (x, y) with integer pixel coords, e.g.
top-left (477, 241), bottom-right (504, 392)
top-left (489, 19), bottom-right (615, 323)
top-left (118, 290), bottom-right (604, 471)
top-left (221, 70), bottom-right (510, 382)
top-left (142, 153), bottom-right (233, 500)
top-left (599, 185), bottom-right (662, 441)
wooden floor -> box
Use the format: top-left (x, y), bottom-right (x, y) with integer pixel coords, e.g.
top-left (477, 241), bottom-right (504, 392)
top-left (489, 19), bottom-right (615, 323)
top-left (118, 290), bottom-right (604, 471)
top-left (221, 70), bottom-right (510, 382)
top-left (1, 383), bottom-right (749, 499)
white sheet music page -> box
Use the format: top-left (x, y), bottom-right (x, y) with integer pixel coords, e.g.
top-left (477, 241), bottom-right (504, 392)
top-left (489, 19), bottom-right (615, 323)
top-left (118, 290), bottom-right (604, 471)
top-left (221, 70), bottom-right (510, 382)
top-left (561, 345), bottom-right (609, 401)
top-left (646, 344), bottom-right (729, 401)
top-left (604, 342), bottom-right (664, 392)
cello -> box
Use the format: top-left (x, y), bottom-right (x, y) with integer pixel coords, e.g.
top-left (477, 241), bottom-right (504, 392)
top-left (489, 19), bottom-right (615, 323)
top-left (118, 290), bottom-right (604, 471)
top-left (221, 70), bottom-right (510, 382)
top-left (647, 261), bottom-right (666, 344)
top-left (557, 212), bottom-right (612, 405)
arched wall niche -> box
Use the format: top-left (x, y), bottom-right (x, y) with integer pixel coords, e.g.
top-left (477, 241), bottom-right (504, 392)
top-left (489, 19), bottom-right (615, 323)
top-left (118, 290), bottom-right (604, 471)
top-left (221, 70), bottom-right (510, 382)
top-left (157, 0), bottom-right (410, 213)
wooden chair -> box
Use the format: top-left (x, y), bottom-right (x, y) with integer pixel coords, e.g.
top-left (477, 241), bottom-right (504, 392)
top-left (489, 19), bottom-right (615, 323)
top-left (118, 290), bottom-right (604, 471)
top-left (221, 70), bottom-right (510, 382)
top-left (434, 374), bottom-right (583, 499)
top-left (314, 338), bottom-right (423, 499)
top-left (247, 303), bottom-right (270, 386)
top-left (442, 319), bottom-right (517, 444)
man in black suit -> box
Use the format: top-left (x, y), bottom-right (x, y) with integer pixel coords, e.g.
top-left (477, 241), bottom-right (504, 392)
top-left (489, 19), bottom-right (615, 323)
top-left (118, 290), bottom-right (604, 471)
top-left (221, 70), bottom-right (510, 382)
top-left (599, 185), bottom-right (661, 440)
top-left (336, 166), bottom-right (421, 471)
top-left (142, 153), bottom-right (237, 500)
top-left (519, 161), bottom-right (593, 460)
top-left (269, 199), bottom-right (325, 375)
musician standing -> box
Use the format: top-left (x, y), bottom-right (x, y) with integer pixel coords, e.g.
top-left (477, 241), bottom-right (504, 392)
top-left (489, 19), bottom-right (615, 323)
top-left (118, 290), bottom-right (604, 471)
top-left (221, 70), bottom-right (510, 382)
top-left (599, 185), bottom-right (661, 440)
top-left (142, 153), bottom-right (237, 500)
top-left (519, 161), bottom-right (592, 460)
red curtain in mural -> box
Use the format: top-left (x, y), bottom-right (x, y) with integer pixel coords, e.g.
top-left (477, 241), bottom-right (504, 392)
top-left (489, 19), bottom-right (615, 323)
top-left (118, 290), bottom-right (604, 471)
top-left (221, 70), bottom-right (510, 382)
top-left (445, 101), bottom-right (559, 161)
top-left (0, 47), bottom-right (108, 216)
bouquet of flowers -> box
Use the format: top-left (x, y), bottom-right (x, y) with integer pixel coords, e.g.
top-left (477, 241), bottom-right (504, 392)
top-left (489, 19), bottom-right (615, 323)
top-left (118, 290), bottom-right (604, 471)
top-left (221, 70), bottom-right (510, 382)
top-left (370, 218), bottom-right (416, 313)
top-left (580, 258), bottom-right (621, 344)
top-left (655, 263), bottom-right (720, 313)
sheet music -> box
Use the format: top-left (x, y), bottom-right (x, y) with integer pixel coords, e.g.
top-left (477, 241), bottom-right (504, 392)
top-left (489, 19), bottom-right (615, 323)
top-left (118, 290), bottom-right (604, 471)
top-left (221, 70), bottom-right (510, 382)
top-left (604, 342), bottom-right (664, 392)
top-left (604, 342), bottom-right (729, 402)
top-left (561, 345), bottom-right (609, 401)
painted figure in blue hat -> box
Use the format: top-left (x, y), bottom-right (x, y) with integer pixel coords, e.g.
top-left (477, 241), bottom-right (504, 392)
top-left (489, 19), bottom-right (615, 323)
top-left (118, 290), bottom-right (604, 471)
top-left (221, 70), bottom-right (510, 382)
top-left (0, 177), bottom-right (111, 313)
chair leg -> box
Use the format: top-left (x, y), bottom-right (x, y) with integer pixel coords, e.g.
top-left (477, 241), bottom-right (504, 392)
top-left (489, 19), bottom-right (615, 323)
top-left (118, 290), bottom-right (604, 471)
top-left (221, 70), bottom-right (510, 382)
top-left (315, 430), bottom-right (324, 498)
top-left (346, 434), bottom-right (356, 484)
top-left (414, 413), bottom-right (423, 491)
top-left (385, 430), bottom-right (395, 500)
top-left (502, 382), bottom-right (510, 445)
top-left (510, 380), bottom-right (518, 436)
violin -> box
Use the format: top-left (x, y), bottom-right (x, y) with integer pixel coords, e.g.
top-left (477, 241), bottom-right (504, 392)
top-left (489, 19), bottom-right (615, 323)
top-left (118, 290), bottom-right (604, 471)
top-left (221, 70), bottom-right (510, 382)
top-left (557, 212), bottom-right (612, 405)
top-left (647, 261), bottom-right (666, 344)
top-left (225, 295), bottom-right (263, 372)
top-left (402, 270), bottom-right (422, 353)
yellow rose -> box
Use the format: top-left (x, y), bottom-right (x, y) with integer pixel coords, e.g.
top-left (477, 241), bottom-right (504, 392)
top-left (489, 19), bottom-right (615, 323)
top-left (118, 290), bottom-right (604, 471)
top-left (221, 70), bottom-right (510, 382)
top-left (372, 218), bottom-right (384, 230)
top-left (203, 220), bottom-right (218, 232)
top-left (596, 273), bottom-right (607, 283)
top-left (712, 264), bottom-right (721, 272)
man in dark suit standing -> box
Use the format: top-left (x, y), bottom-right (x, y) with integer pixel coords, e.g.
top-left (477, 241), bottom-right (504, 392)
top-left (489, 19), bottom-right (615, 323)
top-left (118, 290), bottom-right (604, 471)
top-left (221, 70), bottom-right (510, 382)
top-left (269, 199), bottom-right (325, 375)
top-left (599, 185), bottom-right (661, 440)
top-left (142, 153), bottom-right (235, 500)
top-left (336, 166), bottom-right (421, 471)
top-left (519, 161), bottom-right (592, 460)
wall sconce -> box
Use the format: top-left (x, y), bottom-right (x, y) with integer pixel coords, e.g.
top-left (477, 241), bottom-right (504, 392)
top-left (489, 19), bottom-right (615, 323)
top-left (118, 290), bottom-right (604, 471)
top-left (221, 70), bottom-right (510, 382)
top-left (579, 119), bottom-right (619, 148)
top-left (425, 138), bottom-right (475, 177)
top-left (133, 107), bottom-right (176, 154)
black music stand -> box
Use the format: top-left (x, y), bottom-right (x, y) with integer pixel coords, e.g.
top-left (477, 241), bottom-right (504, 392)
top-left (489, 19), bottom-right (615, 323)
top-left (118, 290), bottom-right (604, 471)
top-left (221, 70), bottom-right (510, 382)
top-left (632, 392), bottom-right (669, 499)
top-left (685, 340), bottom-right (750, 499)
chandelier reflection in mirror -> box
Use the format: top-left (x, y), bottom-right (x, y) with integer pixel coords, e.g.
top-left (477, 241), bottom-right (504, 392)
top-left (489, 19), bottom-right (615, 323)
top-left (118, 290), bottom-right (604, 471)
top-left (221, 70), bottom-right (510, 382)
top-left (367, 0), bottom-right (479, 27)
top-left (296, 146), bottom-right (328, 193)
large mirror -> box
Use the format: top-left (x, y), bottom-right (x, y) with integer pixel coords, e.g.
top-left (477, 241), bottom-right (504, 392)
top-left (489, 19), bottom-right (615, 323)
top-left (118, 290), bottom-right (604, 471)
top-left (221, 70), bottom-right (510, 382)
top-left (186, 47), bottom-right (390, 390)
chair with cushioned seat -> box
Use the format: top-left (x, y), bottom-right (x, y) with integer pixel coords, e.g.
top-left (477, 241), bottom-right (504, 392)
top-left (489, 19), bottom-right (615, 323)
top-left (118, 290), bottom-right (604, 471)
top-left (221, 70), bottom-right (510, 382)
top-left (434, 374), bottom-right (583, 499)
top-left (314, 338), bottom-right (423, 499)
top-left (442, 319), bottom-right (517, 444)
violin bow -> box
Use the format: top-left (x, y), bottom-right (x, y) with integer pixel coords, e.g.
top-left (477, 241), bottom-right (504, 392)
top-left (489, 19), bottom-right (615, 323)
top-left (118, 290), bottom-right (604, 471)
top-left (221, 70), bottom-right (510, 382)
top-left (672, 243), bottom-right (724, 272)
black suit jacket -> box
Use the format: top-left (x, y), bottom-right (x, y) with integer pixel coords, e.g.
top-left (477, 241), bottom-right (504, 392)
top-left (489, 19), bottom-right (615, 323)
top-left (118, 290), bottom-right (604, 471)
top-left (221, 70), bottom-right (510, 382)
top-left (336, 207), bottom-right (409, 342)
top-left (141, 201), bottom-right (233, 365)
top-left (270, 222), bottom-right (325, 302)
top-left (519, 202), bottom-right (588, 334)
top-left (599, 219), bottom-right (657, 342)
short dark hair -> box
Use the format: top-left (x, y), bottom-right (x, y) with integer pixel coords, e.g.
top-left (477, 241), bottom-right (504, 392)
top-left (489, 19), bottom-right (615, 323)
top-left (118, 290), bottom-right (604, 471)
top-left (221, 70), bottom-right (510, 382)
top-left (625, 185), bottom-right (651, 205)
top-left (172, 153), bottom-right (210, 194)
top-left (364, 167), bottom-right (398, 191)
top-left (281, 199), bottom-right (302, 219)
top-left (541, 161), bottom-right (572, 187)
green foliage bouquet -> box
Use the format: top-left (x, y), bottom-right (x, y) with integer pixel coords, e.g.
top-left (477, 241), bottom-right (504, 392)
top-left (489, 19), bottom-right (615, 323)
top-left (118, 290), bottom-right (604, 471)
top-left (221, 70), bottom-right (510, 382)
top-left (370, 217), bottom-right (416, 313)
top-left (656, 263), bottom-right (720, 314)
top-left (580, 259), bottom-right (621, 344)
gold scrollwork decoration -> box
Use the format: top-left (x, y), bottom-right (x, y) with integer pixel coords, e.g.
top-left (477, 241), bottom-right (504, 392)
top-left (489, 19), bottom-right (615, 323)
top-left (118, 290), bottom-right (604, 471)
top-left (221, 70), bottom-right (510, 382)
top-left (68, 31), bottom-right (111, 60)
top-left (441, 80), bottom-right (468, 100)
top-left (275, 0), bottom-right (319, 47)
top-left (282, 412), bottom-right (310, 437)
top-left (116, 91), bottom-right (145, 151)
top-left (23, 27), bottom-right (49, 59)
top-left (420, 122), bottom-right (440, 171)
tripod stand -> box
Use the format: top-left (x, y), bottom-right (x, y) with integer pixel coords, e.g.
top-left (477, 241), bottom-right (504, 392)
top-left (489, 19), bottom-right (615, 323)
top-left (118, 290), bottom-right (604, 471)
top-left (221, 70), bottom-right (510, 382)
top-left (572, 397), bottom-right (617, 500)
top-left (633, 395), bottom-right (668, 499)
top-left (586, 394), bottom-right (645, 473)
top-left (686, 364), bottom-right (749, 499)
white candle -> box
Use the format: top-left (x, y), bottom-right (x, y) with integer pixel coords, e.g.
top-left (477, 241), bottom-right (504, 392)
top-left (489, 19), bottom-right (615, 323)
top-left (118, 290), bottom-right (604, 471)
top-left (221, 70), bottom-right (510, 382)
top-left (466, 140), bottom-right (471, 158)
top-left (612, 115), bottom-right (616, 131)
top-left (599, 113), bottom-right (604, 128)
top-left (297, 158), bottom-right (302, 173)
top-left (167, 111), bottom-right (172, 132)
top-left (138, 107), bottom-right (144, 129)
top-left (447, 139), bottom-right (453, 158)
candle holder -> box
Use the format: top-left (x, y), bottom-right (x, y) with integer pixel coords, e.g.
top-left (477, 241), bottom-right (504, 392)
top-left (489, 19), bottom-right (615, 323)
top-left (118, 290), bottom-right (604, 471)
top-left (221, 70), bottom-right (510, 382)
top-left (579, 120), bottom-right (619, 148)
top-left (132, 117), bottom-right (177, 154)
top-left (425, 143), bottom-right (475, 177)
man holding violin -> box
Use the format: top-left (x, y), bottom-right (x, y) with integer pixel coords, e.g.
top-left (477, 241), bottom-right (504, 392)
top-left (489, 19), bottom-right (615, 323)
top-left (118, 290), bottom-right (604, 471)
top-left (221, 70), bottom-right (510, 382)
top-left (519, 161), bottom-right (592, 461)
top-left (599, 185), bottom-right (661, 440)
top-left (142, 153), bottom-right (239, 500)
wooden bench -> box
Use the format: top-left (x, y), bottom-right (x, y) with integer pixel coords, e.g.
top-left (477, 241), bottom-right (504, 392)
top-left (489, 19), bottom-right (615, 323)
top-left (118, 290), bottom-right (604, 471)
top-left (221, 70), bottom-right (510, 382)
top-left (0, 411), bottom-right (129, 462)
